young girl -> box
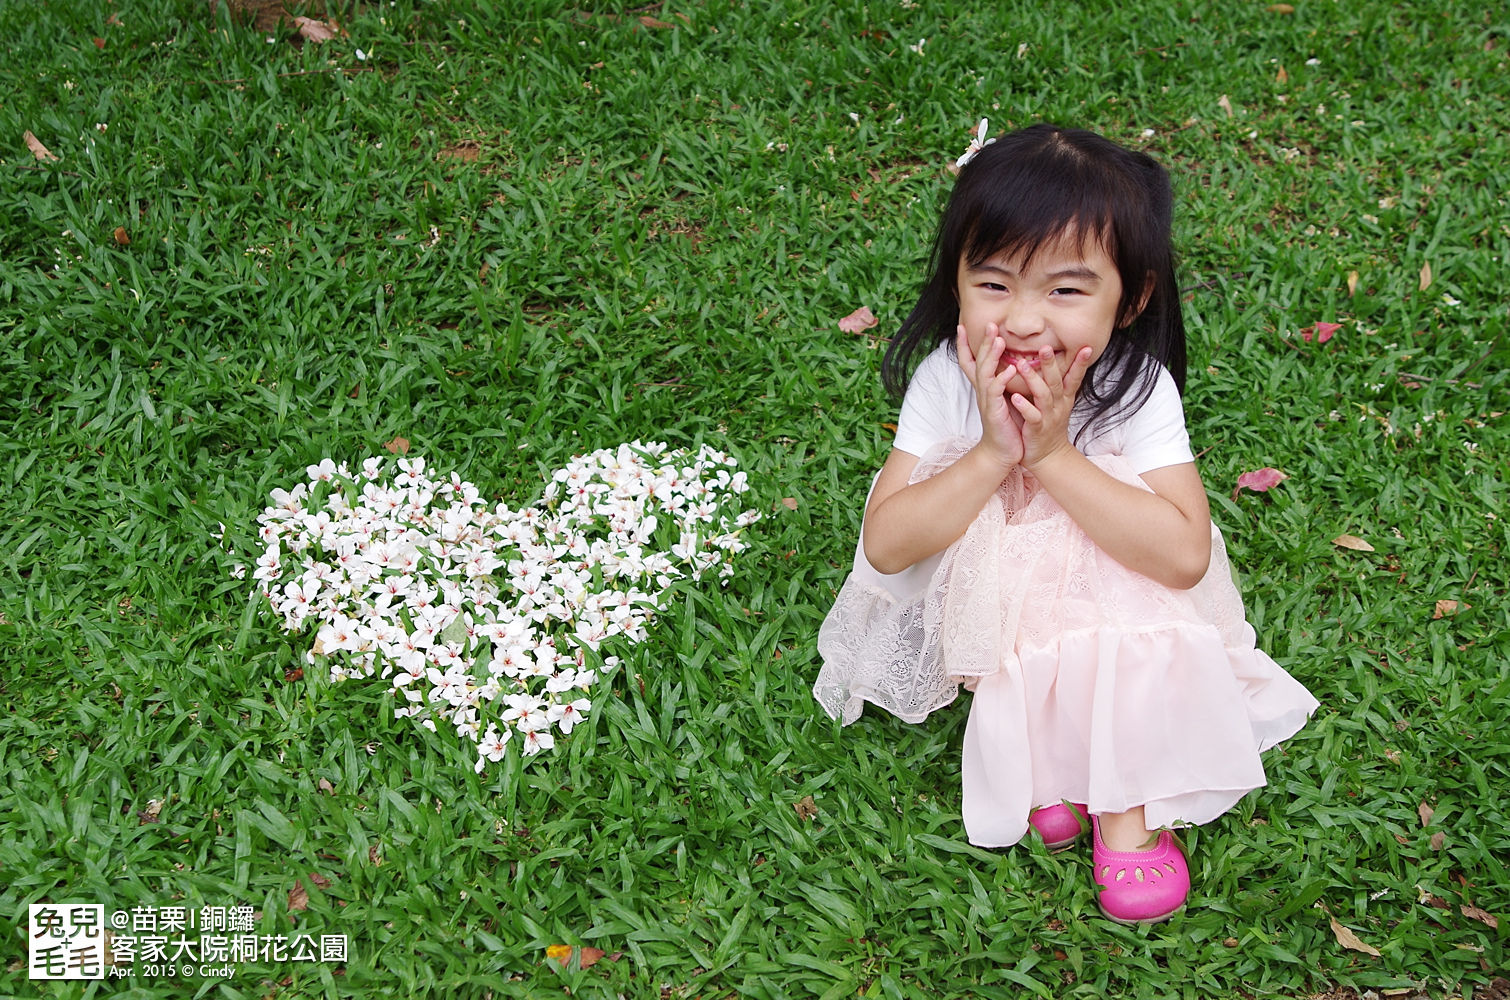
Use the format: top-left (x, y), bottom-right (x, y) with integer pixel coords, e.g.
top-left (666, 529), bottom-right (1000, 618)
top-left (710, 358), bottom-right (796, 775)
top-left (815, 122), bottom-right (1318, 925)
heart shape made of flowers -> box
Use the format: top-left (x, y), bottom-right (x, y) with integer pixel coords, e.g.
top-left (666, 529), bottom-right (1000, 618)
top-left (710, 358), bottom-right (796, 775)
top-left (236, 441), bottom-right (759, 771)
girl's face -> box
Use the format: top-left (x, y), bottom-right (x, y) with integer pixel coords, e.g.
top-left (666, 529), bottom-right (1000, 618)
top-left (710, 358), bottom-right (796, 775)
top-left (956, 236), bottom-right (1128, 398)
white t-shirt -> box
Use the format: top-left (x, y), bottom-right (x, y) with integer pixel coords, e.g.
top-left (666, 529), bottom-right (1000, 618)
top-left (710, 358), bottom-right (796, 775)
top-left (854, 345), bottom-right (1194, 602)
top-left (893, 344), bottom-right (1194, 474)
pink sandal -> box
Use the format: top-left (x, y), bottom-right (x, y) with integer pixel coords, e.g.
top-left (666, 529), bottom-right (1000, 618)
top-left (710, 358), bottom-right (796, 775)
top-left (1028, 802), bottom-right (1089, 851)
top-left (1091, 816), bottom-right (1190, 924)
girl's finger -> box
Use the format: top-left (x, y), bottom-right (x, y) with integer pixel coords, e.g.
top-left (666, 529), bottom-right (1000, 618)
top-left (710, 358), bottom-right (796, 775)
top-left (955, 325), bottom-right (974, 368)
top-left (1010, 392), bottom-right (1041, 422)
top-left (1062, 346), bottom-right (1094, 395)
top-left (1014, 350), bottom-right (1054, 403)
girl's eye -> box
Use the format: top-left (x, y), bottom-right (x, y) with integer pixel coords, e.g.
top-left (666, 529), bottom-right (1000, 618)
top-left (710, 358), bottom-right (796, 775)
top-left (983, 282), bottom-right (1007, 292)
top-left (1051, 287), bottom-right (1084, 296)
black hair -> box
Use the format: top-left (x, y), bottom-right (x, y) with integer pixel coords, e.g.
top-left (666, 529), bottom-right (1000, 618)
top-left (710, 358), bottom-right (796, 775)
top-left (881, 123), bottom-right (1186, 441)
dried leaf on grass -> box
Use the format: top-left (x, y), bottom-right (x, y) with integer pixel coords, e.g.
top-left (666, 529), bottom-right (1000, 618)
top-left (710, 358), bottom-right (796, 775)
top-left (1418, 801), bottom-right (1434, 827)
top-left (1328, 914), bottom-right (1382, 957)
top-left (24, 130), bottom-right (59, 162)
top-left (1419, 261), bottom-right (1432, 291)
top-left (1332, 534), bottom-right (1374, 552)
top-left (1432, 600), bottom-right (1467, 619)
top-left (1460, 905), bottom-right (1498, 929)
top-left (293, 16), bottom-right (345, 43)
top-left (288, 880), bottom-right (309, 912)
top-left (838, 305), bottom-right (878, 333)
top-left (384, 436), bottom-right (410, 455)
top-left (794, 795), bottom-right (818, 821)
top-left (113, 226), bottom-right (131, 246)
top-left (138, 798), bottom-right (165, 824)
top-left (547, 944), bottom-right (610, 969)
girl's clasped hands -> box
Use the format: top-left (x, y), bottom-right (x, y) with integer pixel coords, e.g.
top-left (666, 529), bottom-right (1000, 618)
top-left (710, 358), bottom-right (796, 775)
top-left (955, 322), bottom-right (1094, 475)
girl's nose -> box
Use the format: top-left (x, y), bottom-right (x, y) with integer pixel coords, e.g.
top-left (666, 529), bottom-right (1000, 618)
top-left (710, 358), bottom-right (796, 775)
top-left (1000, 299), bottom-right (1045, 336)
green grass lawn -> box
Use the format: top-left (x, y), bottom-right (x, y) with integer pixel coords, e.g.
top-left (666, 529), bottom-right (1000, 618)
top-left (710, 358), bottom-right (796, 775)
top-left (2, 0), bottom-right (1507, 997)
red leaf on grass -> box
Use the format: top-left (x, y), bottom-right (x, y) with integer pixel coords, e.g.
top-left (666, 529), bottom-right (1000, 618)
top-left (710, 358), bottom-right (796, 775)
top-left (1300, 321), bottom-right (1341, 343)
top-left (1236, 468), bottom-right (1287, 494)
top-left (838, 306), bottom-right (878, 333)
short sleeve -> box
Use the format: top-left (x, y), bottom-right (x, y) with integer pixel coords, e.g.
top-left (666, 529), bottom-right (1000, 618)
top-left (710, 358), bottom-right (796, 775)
top-left (892, 347), bottom-right (976, 457)
top-left (1113, 368), bottom-right (1195, 474)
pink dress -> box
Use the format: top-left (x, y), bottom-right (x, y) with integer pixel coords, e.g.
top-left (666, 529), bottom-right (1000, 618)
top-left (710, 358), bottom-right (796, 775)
top-left (815, 437), bottom-right (1319, 848)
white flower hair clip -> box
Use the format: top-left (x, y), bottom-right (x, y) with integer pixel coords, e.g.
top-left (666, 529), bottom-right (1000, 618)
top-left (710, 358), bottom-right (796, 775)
top-left (955, 118), bottom-right (996, 168)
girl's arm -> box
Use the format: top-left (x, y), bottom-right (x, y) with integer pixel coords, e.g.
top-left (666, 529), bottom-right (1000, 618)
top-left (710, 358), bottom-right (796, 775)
top-left (1014, 345), bottom-right (1211, 589)
top-left (863, 326), bottom-right (1024, 575)
top-left (1025, 452), bottom-right (1211, 589)
top-left (861, 444), bottom-right (1013, 575)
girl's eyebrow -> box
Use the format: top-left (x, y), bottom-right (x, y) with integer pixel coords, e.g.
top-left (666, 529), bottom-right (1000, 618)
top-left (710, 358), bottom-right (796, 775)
top-left (968, 262), bottom-right (1104, 283)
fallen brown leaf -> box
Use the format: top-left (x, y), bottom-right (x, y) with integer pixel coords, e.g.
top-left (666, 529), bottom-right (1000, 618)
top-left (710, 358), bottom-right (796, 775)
top-left (1418, 801), bottom-right (1434, 827)
top-left (1218, 94), bottom-right (1234, 118)
top-left (288, 880), bottom-right (309, 912)
top-left (308, 871), bottom-right (332, 889)
top-left (293, 15), bottom-right (344, 43)
top-left (638, 15), bottom-right (674, 29)
top-left (24, 130), bottom-right (59, 162)
top-left (1347, 271), bottom-right (1359, 295)
top-left (384, 436), bottom-right (410, 455)
top-left (113, 226), bottom-right (131, 246)
top-left (93, 37), bottom-right (106, 49)
top-left (1267, 3), bottom-right (1296, 12)
top-left (1275, 66), bottom-right (1288, 83)
top-left (1419, 261), bottom-right (1432, 291)
top-left (794, 795), bottom-right (818, 821)
top-left (284, 666), bottom-right (304, 683)
top-left (780, 497), bottom-right (798, 511)
top-left (138, 798), bottom-right (165, 824)
top-left (579, 946), bottom-right (607, 969)
top-left (1430, 831), bottom-right (1446, 851)
top-left (1460, 904), bottom-right (1498, 929)
top-left (1432, 599), bottom-right (1465, 619)
top-left (1328, 914), bottom-right (1381, 957)
top-left (1332, 534), bottom-right (1375, 552)
top-left (317, 777), bottom-right (335, 795)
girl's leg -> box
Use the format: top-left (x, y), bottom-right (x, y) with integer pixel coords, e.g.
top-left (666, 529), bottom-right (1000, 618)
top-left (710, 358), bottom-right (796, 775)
top-left (1096, 806), bottom-right (1158, 851)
